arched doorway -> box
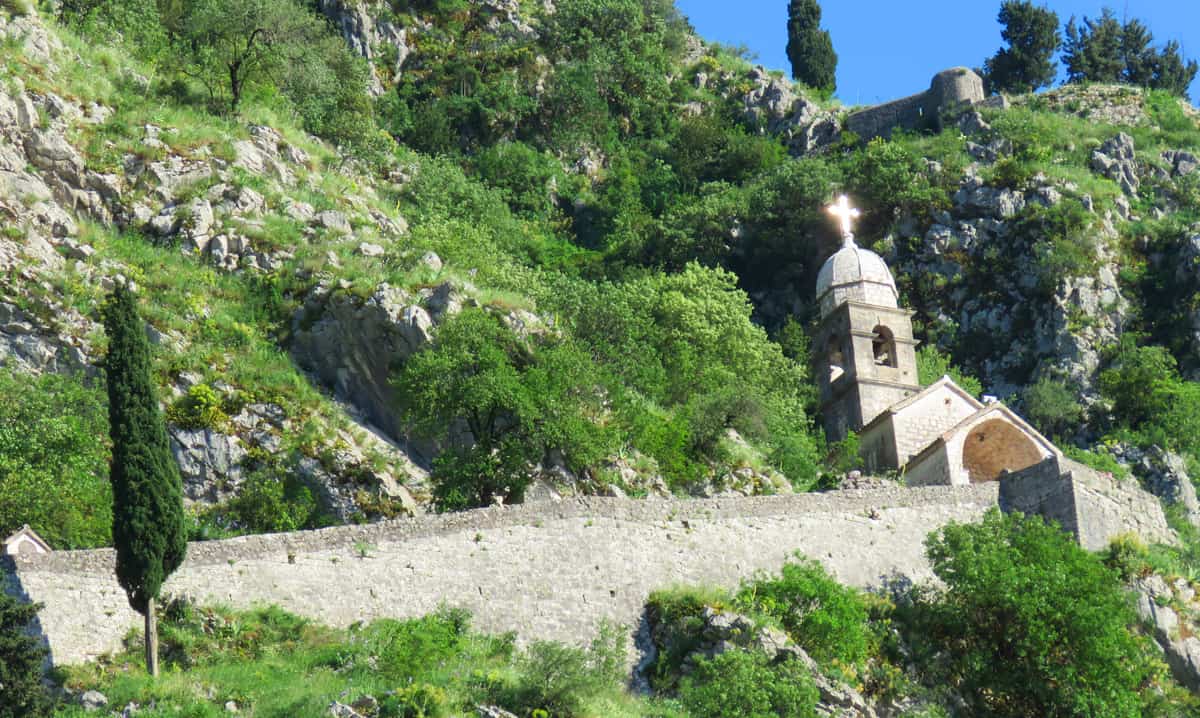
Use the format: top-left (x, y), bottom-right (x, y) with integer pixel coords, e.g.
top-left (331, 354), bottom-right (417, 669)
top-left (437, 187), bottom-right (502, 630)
top-left (961, 418), bottom-right (1045, 483)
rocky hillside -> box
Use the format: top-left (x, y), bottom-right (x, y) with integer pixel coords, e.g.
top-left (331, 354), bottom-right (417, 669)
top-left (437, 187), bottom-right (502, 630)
top-left (1, 0), bottom-right (1200, 546)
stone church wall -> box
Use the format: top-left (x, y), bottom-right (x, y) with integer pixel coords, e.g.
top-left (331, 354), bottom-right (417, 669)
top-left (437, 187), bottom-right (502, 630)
top-left (4, 487), bottom-right (1002, 667)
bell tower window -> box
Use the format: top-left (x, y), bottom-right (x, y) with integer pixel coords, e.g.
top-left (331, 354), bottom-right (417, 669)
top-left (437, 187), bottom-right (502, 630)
top-left (828, 335), bottom-right (845, 382)
top-left (872, 326), bottom-right (898, 368)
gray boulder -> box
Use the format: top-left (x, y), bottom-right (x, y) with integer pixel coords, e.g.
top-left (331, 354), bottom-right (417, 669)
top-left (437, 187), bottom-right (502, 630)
top-left (169, 426), bottom-right (248, 503)
top-left (79, 690), bottom-right (108, 711)
top-left (1091, 132), bottom-right (1139, 196)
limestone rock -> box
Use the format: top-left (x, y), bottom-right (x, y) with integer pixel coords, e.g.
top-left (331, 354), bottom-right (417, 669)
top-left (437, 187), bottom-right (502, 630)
top-left (79, 690), bottom-right (108, 711)
top-left (1113, 444), bottom-right (1200, 528)
top-left (477, 707), bottom-right (519, 718)
top-left (169, 426), bottom-right (248, 503)
top-left (316, 210), bottom-right (352, 235)
top-left (357, 242), bottom-right (385, 257)
top-left (1091, 132), bottom-right (1139, 196)
top-left (291, 283), bottom-right (438, 441)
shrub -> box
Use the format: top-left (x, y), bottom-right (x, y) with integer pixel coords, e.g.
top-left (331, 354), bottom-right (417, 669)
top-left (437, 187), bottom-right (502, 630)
top-left (915, 345), bottom-right (983, 397)
top-left (167, 383), bottom-right (228, 430)
top-left (1104, 533), bottom-right (1152, 581)
top-left (1022, 375), bottom-right (1084, 438)
top-left (506, 624), bottom-right (625, 718)
top-left (909, 509), bottom-right (1154, 717)
top-left (363, 609), bottom-right (470, 682)
top-left (736, 558), bottom-right (871, 666)
top-left (679, 649), bottom-right (819, 718)
top-left (220, 470), bottom-right (323, 533)
top-left (380, 684), bottom-right (448, 718)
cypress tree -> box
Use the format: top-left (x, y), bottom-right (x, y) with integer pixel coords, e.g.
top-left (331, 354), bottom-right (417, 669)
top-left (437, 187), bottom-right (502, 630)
top-left (102, 284), bottom-right (186, 678)
top-left (0, 594), bottom-right (51, 718)
top-left (785, 0), bottom-right (837, 95)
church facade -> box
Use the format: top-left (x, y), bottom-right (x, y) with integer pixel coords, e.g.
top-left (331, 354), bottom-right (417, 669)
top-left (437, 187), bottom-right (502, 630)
top-left (815, 197), bottom-right (1059, 486)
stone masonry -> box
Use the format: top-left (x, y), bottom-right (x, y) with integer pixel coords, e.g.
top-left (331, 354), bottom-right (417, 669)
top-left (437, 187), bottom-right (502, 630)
top-left (2, 476), bottom-right (1173, 668)
top-left (7, 487), bottom-right (1000, 667)
top-left (846, 68), bottom-right (986, 142)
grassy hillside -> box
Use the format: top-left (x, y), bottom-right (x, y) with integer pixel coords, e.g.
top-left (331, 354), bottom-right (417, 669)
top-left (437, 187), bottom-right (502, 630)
top-left (0, 0), bottom-right (1199, 548)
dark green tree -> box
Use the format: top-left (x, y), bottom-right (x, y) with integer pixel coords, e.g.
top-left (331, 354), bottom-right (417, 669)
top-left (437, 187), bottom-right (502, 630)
top-left (1063, 9), bottom-right (1124, 83)
top-left (0, 594), bottom-right (51, 718)
top-left (102, 285), bottom-right (187, 678)
top-left (983, 0), bottom-right (1061, 94)
top-left (785, 0), bottom-right (837, 94)
top-left (1150, 40), bottom-right (1199, 99)
top-left (1064, 8), bottom-right (1198, 98)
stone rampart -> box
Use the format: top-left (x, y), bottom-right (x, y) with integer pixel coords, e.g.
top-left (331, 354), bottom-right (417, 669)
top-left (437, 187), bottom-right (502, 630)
top-left (5, 486), bottom-right (1000, 667)
top-left (846, 67), bottom-right (985, 141)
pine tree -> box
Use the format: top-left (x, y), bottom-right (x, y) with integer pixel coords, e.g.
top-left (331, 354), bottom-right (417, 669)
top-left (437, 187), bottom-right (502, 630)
top-left (0, 594), bottom-right (51, 718)
top-left (1063, 9), bottom-right (1124, 83)
top-left (1063, 8), bottom-right (1197, 99)
top-left (102, 284), bottom-right (186, 678)
top-left (785, 0), bottom-right (836, 94)
top-left (1151, 40), bottom-right (1199, 100)
top-left (983, 0), bottom-right (1061, 94)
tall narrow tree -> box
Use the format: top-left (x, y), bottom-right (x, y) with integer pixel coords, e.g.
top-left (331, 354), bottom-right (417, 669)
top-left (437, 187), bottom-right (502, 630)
top-left (982, 0), bottom-right (1060, 94)
top-left (102, 284), bottom-right (186, 678)
top-left (785, 0), bottom-right (837, 95)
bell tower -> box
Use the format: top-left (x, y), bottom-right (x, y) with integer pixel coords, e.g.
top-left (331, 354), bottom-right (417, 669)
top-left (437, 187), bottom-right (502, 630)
top-left (814, 197), bottom-right (921, 442)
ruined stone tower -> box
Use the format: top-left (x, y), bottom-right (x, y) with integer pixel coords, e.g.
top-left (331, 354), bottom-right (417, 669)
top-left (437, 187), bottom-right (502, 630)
top-left (813, 229), bottom-right (921, 443)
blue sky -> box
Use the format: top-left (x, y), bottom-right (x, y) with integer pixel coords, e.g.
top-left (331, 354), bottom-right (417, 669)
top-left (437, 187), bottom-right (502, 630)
top-left (674, 1), bottom-right (1200, 106)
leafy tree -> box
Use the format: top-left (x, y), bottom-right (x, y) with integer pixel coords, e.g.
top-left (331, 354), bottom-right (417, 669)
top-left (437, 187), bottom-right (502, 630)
top-left (0, 595), bottom-right (51, 718)
top-left (394, 309), bottom-right (614, 510)
top-left (0, 369), bottom-right (111, 549)
top-left (911, 509), bottom-right (1153, 717)
top-left (172, 0), bottom-right (331, 113)
top-left (983, 0), bottom-right (1061, 94)
top-left (103, 285), bottom-right (187, 677)
top-left (785, 0), bottom-right (837, 94)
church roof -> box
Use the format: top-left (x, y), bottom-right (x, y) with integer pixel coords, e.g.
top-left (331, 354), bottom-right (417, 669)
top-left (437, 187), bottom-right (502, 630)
top-left (814, 238), bottom-right (898, 314)
top-left (860, 375), bottom-right (983, 435)
top-left (3, 524), bottom-right (51, 555)
top-left (902, 401), bottom-right (1060, 472)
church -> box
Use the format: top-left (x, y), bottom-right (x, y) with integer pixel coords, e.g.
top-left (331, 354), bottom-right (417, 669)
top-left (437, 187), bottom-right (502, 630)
top-left (815, 196), bottom-right (1060, 486)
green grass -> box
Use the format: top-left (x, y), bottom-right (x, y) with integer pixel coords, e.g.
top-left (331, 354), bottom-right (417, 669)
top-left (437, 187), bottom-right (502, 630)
top-left (53, 603), bottom-right (685, 718)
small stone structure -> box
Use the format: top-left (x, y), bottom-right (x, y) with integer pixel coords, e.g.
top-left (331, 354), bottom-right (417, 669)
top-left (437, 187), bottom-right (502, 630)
top-left (846, 68), bottom-right (986, 141)
top-left (3, 525), bottom-right (50, 556)
top-left (1001, 455), bottom-right (1174, 551)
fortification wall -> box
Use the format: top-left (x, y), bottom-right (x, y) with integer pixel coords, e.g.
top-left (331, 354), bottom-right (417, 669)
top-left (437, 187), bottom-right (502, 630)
top-left (845, 67), bottom-right (986, 141)
top-left (4, 486), bottom-right (1000, 667)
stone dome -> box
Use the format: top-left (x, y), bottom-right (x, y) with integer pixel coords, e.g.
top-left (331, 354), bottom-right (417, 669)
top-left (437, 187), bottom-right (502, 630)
top-left (815, 238), bottom-right (898, 317)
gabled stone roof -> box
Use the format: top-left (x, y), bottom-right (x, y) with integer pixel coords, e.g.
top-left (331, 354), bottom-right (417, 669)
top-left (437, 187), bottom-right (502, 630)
top-left (3, 524), bottom-right (52, 555)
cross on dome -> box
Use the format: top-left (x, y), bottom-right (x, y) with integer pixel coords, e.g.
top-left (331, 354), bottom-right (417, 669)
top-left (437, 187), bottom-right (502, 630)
top-left (827, 195), bottom-right (860, 246)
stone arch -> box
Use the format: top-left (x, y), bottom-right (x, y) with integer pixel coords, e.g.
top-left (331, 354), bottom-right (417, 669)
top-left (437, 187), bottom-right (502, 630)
top-left (961, 418), bottom-right (1044, 483)
top-left (872, 325), bottom-right (897, 368)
